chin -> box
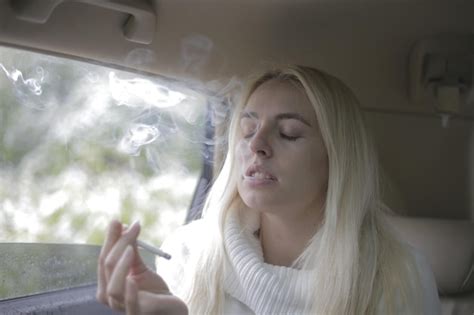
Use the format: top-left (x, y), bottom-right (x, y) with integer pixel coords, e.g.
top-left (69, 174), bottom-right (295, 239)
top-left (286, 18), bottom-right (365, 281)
top-left (241, 195), bottom-right (282, 213)
top-left (239, 185), bottom-right (284, 210)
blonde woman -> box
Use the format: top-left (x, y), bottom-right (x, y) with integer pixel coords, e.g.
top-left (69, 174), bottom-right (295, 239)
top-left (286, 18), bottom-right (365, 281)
top-left (97, 66), bottom-right (441, 314)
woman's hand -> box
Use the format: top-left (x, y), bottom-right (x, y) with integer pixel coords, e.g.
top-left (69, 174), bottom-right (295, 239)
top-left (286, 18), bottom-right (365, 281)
top-left (96, 220), bottom-right (188, 315)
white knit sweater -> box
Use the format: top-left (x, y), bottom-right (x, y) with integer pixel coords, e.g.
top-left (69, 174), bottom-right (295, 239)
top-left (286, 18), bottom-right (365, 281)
top-left (222, 209), bottom-right (314, 314)
top-left (156, 212), bottom-right (440, 315)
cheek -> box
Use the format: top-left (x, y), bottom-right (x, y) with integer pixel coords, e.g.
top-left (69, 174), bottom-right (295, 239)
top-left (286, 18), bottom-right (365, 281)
top-left (285, 146), bottom-right (328, 185)
top-left (305, 151), bottom-right (329, 189)
top-left (235, 139), bottom-right (253, 178)
top-left (284, 152), bottom-right (328, 208)
top-left (235, 139), bottom-right (252, 164)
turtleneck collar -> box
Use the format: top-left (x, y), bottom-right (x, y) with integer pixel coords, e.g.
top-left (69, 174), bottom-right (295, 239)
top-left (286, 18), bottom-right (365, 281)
top-left (223, 207), bottom-right (314, 314)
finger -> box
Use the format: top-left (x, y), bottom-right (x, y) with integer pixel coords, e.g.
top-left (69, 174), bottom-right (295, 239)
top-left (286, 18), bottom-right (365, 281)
top-left (107, 245), bottom-right (134, 306)
top-left (125, 277), bottom-right (140, 315)
top-left (108, 298), bottom-right (125, 312)
top-left (130, 243), bottom-right (149, 275)
top-left (97, 219), bottom-right (122, 304)
top-left (104, 221), bottom-right (140, 282)
top-left (136, 291), bottom-right (189, 315)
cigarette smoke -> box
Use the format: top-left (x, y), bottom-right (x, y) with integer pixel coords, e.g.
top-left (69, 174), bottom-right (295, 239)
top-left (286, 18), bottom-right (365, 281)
top-left (0, 40), bottom-right (241, 246)
top-left (0, 63), bottom-right (43, 96)
top-left (181, 34), bottom-right (214, 74)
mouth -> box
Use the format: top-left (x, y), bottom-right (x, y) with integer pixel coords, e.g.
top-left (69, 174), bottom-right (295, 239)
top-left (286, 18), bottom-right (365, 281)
top-left (244, 165), bottom-right (277, 181)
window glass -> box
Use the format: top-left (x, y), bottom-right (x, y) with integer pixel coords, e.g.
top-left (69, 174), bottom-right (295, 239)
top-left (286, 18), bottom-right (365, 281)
top-left (0, 46), bottom-right (210, 299)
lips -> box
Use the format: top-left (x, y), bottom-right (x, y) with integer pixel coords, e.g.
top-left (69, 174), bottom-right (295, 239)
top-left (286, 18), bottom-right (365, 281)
top-left (244, 164), bottom-right (277, 181)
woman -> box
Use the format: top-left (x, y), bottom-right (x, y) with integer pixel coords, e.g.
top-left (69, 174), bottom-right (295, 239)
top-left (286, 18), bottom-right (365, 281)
top-left (96, 65), bottom-right (440, 314)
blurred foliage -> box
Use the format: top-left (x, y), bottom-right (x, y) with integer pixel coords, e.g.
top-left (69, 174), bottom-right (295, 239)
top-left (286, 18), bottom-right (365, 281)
top-left (0, 45), bottom-right (208, 298)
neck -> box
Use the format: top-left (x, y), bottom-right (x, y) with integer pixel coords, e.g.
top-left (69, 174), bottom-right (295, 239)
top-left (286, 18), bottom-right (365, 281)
top-left (259, 207), bottom-right (323, 267)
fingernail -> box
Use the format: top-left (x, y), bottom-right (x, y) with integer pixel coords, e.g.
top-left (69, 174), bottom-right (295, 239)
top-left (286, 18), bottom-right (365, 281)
top-left (130, 220), bottom-right (140, 229)
top-left (127, 220), bottom-right (140, 235)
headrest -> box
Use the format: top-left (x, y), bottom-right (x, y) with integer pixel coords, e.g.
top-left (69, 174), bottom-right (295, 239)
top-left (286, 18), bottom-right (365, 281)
top-left (388, 216), bottom-right (474, 295)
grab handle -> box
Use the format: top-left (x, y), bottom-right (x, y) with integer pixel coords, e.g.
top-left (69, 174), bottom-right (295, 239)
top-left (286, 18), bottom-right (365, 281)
top-left (10, 0), bottom-right (156, 44)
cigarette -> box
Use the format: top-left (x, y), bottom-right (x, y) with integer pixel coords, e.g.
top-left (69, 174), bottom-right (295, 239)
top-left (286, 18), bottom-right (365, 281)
top-left (136, 239), bottom-right (172, 260)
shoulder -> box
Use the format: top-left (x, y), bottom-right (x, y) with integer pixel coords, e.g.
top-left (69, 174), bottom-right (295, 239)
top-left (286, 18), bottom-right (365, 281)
top-left (154, 219), bottom-right (206, 294)
top-left (161, 219), bottom-right (206, 257)
top-left (158, 219), bottom-right (206, 268)
top-left (406, 244), bottom-right (442, 315)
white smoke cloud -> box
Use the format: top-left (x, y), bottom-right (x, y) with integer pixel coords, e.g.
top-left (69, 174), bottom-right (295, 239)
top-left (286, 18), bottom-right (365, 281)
top-left (0, 63), bottom-right (43, 96)
top-left (118, 124), bottom-right (161, 156)
top-left (181, 34), bottom-right (214, 74)
top-left (109, 72), bottom-right (187, 109)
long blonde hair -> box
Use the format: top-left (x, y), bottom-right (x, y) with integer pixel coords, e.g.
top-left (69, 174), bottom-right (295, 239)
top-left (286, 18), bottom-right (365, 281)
top-left (182, 65), bottom-right (422, 314)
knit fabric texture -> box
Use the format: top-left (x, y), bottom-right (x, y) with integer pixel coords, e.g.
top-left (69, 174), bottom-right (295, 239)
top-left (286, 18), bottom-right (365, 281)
top-left (223, 209), bottom-right (313, 314)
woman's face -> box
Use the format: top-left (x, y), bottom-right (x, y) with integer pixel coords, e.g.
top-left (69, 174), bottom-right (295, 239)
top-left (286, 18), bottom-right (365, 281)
top-left (236, 79), bottom-right (329, 218)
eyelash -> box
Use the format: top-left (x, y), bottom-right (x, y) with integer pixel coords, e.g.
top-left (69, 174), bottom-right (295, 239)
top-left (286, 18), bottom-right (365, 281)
top-left (280, 133), bottom-right (299, 141)
top-left (243, 132), bottom-right (299, 141)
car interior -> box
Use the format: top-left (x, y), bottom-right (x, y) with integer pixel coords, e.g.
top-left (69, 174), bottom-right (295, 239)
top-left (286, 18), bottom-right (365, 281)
top-left (0, 0), bottom-right (473, 314)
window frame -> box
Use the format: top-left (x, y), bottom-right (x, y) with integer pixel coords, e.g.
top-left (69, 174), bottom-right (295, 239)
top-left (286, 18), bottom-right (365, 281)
top-left (0, 44), bottom-right (217, 305)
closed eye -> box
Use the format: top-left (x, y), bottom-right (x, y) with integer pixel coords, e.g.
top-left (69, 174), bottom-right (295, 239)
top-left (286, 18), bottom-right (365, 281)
top-left (280, 133), bottom-right (300, 141)
top-left (243, 132), bottom-right (255, 139)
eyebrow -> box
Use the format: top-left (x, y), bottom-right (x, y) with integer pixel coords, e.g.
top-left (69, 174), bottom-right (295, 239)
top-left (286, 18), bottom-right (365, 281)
top-left (240, 111), bottom-right (312, 127)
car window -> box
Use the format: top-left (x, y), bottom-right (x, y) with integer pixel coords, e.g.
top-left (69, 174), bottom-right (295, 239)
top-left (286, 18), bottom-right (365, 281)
top-left (0, 45), bottom-right (214, 300)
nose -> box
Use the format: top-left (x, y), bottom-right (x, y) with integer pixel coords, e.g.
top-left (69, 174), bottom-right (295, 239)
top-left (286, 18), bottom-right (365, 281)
top-left (249, 127), bottom-right (273, 158)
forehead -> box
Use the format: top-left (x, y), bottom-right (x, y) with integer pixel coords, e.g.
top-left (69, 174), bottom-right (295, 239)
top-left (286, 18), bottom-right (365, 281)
top-left (244, 79), bottom-right (317, 124)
